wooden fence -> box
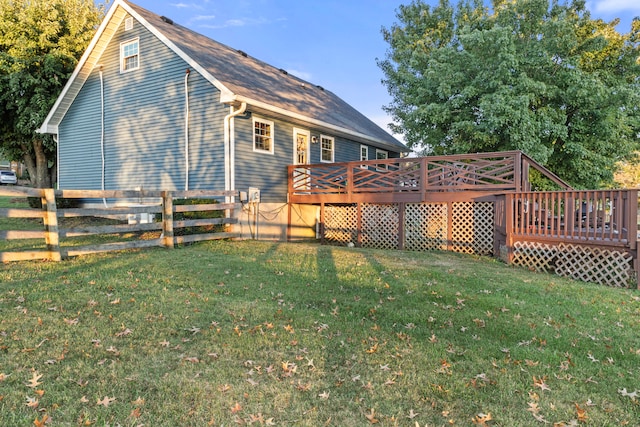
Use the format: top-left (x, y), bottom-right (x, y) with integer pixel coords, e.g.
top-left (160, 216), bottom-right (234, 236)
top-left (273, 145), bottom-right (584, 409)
top-left (0, 187), bottom-right (239, 262)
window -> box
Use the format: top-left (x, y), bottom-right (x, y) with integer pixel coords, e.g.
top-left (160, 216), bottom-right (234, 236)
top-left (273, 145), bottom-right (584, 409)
top-left (120, 39), bottom-right (139, 72)
top-left (360, 145), bottom-right (369, 168)
top-left (253, 117), bottom-right (274, 154)
top-left (376, 149), bottom-right (388, 171)
top-left (320, 135), bottom-right (334, 163)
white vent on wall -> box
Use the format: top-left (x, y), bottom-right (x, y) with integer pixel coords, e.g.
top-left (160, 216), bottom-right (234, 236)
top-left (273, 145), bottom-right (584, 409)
top-left (125, 17), bottom-right (133, 31)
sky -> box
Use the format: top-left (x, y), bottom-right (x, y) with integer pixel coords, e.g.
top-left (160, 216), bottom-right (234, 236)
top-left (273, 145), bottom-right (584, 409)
top-left (114, 0), bottom-right (640, 140)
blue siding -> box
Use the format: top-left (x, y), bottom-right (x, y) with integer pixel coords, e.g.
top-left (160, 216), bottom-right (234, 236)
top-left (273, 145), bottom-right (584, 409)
top-left (59, 14), bottom-right (227, 191)
top-left (58, 13), bottom-right (401, 198)
top-left (232, 112), bottom-right (401, 202)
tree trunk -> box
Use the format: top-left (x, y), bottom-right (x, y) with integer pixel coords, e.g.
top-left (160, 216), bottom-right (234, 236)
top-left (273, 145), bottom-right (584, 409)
top-left (32, 138), bottom-right (51, 188)
top-left (21, 144), bottom-right (37, 187)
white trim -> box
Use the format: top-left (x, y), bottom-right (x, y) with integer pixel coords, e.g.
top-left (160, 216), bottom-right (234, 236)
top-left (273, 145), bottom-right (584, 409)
top-left (120, 38), bottom-right (140, 73)
top-left (252, 117), bottom-right (275, 155)
top-left (38, 1), bottom-right (126, 134)
top-left (360, 145), bottom-right (369, 168)
top-left (376, 149), bottom-right (388, 171)
top-left (320, 134), bottom-right (334, 163)
top-left (38, 0), bottom-right (235, 134)
top-left (293, 128), bottom-right (310, 165)
top-left (117, 1), bottom-right (235, 100)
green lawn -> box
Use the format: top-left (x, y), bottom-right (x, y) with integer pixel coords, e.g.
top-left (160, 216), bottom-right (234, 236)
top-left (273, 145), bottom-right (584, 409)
top-left (1, 233), bottom-right (639, 425)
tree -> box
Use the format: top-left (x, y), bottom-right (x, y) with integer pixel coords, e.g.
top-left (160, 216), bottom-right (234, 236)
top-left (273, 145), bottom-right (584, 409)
top-left (0, 0), bottom-right (105, 188)
top-left (379, 0), bottom-right (640, 189)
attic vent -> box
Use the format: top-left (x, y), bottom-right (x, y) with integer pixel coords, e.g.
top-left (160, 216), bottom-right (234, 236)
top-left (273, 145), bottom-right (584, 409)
top-left (160, 16), bottom-right (174, 25)
top-left (237, 50), bottom-right (248, 57)
top-left (316, 85), bottom-right (324, 91)
top-left (124, 17), bottom-right (133, 31)
top-left (279, 68), bottom-right (288, 75)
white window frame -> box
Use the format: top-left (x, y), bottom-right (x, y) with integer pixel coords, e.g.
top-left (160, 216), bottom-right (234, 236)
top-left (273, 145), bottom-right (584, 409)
top-left (376, 149), bottom-right (388, 160)
top-left (120, 38), bottom-right (140, 73)
top-left (253, 117), bottom-right (274, 154)
top-left (376, 149), bottom-right (388, 171)
top-left (320, 135), bottom-right (334, 163)
top-left (360, 145), bottom-right (369, 168)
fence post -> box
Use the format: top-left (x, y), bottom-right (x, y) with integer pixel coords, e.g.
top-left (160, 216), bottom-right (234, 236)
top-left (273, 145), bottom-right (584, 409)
top-left (42, 188), bottom-right (61, 261)
top-left (162, 191), bottom-right (174, 249)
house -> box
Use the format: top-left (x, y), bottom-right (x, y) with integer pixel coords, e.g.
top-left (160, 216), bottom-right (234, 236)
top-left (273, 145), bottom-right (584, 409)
top-left (39, 0), bottom-right (407, 239)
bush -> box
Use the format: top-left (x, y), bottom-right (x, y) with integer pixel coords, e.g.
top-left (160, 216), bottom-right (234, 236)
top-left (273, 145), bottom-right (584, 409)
top-left (27, 197), bottom-right (80, 209)
top-left (172, 198), bottom-right (224, 236)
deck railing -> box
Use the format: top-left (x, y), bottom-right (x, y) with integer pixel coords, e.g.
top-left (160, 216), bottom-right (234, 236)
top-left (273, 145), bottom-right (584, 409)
top-left (288, 151), bottom-right (570, 203)
top-left (500, 189), bottom-right (638, 248)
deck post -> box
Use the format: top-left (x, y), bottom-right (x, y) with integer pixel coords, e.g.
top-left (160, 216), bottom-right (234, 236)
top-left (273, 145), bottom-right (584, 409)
top-left (356, 203), bottom-right (362, 247)
top-left (446, 201), bottom-right (453, 252)
top-left (162, 191), bottom-right (174, 249)
top-left (505, 193), bottom-right (514, 264)
top-left (42, 188), bottom-right (61, 261)
top-left (398, 203), bottom-right (405, 251)
top-left (319, 202), bottom-right (325, 245)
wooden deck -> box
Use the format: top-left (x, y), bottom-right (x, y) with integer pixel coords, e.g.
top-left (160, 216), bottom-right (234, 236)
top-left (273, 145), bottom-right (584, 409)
top-left (288, 151), bottom-right (639, 287)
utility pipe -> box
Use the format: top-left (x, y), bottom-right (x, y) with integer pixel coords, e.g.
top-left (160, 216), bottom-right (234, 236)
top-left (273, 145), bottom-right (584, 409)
top-left (223, 102), bottom-right (247, 202)
top-left (184, 69), bottom-right (190, 191)
top-left (99, 66), bottom-right (108, 208)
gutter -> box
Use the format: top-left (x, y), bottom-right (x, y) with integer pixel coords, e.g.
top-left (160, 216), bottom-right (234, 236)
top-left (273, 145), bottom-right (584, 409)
top-left (223, 102), bottom-right (247, 201)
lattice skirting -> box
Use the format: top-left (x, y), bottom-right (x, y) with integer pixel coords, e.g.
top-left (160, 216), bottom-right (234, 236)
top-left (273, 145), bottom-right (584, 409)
top-left (451, 202), bottom-right (494, 255)
top-left (511, 241), bottom-right (557, 273)
top-left (322, 202), bottom-right (495, 256)
top-left (510, 241), bottom-right (634, 287)
top-left (324, 205), bottom-right (358, 244)
top-left (405, 203), bottom-right (448, 251)
top-left (555, 243), bottom-right (634, 288)
top-left (361, 204), bottom-right (399, 249)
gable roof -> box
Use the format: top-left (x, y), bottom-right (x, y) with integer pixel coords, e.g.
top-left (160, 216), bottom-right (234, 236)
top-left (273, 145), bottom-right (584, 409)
top-left (40, 0), bottom-right (407, 152)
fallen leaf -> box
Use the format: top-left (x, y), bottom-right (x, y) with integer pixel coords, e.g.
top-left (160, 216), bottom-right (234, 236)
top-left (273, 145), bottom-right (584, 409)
top-left (533, 376), bottom-right (551, 392)
top-left (96, 396), bottom-right (116, 407)
top-left (575, 403), bottom-right (588, 422)
top-left (230, 402), bottom-right (242, 414)
top-left (115, 328), bottom-right (133, 337)
top-left (33, 414), bottom-right (48, 427)
top-left (26, 372), bottom-right (43, 388)
top-left (365, 408), bottom-right (379, 424)
top-left (129, 407), bottom-right (142, 419)
top-left (472, 413), bottom-right (493, 425)
top-left (407, 409), bottom-right (419, 419)
top-left (25, 396), bottom-right (39, 408)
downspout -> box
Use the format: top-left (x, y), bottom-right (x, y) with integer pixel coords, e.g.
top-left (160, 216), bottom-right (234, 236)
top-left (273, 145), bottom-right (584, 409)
top-left (99, 65), bottom-right (108, 208)
top-left (223, 102), bottom-right (247, 202)
top-left (184, 69), bottom-right (190, 191)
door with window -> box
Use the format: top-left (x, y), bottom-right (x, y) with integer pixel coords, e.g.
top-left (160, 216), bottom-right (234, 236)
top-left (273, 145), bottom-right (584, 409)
top-left (293, 128), bottom-right (310, 191)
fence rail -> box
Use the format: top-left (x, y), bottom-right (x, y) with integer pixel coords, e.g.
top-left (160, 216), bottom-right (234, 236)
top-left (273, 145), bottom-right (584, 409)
top-left (0, 187), bottom-right (240, 262)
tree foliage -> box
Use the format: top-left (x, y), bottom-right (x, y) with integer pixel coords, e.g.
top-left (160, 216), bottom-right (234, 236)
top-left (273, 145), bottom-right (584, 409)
top-left (0, 0), bottom-right (105, 187)
top-left (379, 0), bottom-right (640, 188)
